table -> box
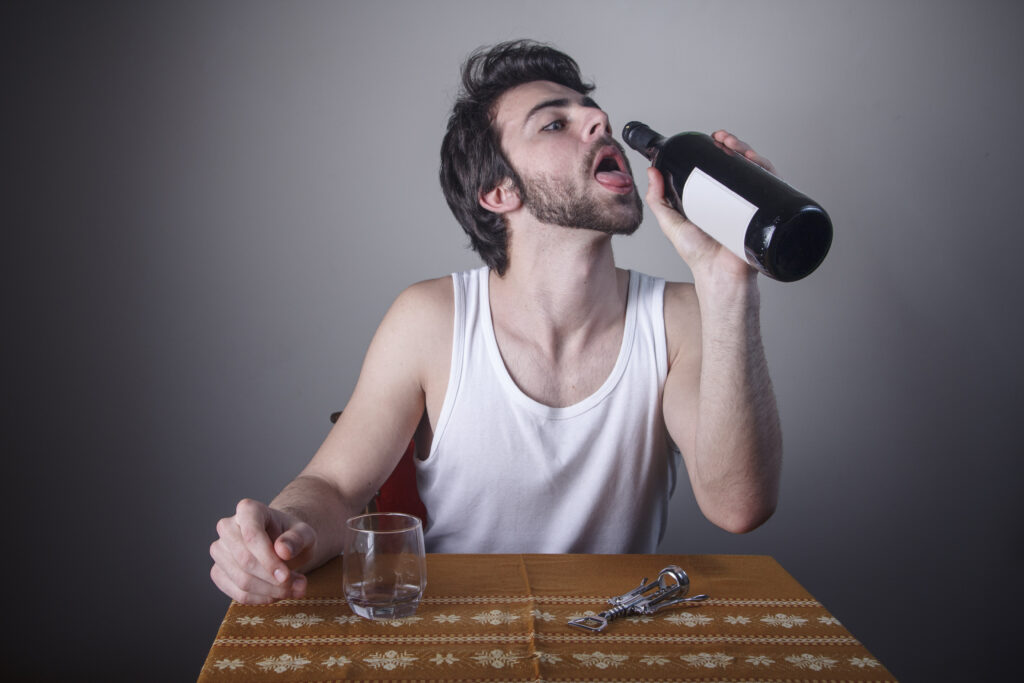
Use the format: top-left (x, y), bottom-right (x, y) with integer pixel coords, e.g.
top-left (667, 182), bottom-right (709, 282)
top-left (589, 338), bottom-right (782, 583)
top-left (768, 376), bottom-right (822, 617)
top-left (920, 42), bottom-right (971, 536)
top-left (199, 554), bottom-right (896, 681)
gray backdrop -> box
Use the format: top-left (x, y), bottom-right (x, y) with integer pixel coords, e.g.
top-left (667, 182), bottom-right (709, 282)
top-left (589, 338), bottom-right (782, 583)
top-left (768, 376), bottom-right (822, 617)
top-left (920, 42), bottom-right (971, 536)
top-left (6, 1), bottom-right (1023, 680)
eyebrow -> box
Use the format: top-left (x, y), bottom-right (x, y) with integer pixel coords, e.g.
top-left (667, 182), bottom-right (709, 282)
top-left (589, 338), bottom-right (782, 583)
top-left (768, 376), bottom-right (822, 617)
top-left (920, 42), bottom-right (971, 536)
top-left (522, 95), bottom-right (601, 128)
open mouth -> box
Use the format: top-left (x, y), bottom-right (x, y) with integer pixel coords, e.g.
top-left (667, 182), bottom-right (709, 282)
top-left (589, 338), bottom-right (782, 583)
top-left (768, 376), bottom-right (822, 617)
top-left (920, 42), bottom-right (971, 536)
top-left (593, 146), bottom-right (634, 193)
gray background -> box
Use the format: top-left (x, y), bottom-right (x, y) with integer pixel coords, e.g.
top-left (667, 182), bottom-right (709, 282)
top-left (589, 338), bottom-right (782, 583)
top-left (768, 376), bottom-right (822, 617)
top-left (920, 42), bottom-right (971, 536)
top-left (6, 1), bottom-right (1023, 680)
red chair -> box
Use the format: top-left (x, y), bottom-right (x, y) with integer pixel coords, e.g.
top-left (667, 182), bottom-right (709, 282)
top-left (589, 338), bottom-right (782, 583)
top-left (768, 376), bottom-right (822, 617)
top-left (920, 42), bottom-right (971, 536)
top-left (329, 411), bottom-right (426, 520)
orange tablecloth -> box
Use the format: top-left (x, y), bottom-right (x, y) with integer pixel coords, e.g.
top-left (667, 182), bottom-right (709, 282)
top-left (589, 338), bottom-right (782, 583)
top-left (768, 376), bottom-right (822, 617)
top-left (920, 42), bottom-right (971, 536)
top-left (199, 554), bottom-right (896, 681)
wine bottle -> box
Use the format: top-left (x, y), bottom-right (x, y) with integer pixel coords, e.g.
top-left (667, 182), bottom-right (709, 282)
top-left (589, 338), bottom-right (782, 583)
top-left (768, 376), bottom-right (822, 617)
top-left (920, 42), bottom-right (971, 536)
top-left (622, 121), bottom-right (832, 282)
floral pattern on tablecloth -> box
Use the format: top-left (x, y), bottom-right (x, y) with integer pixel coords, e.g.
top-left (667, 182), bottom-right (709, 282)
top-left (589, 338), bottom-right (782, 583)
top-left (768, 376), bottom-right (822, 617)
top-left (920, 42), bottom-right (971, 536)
top-left (205, 599), bottom-right (890, 680)
top-left (200, 555), bottom-right (896, 682)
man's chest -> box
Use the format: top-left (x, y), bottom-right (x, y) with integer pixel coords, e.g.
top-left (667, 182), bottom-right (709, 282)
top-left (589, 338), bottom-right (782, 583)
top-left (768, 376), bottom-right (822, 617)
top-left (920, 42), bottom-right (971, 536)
top-left (493, 327), bottom-right (623, 408)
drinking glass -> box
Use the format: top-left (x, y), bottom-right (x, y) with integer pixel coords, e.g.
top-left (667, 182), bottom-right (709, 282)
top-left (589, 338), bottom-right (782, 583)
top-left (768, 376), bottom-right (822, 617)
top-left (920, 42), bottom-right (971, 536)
top-left (343, 512), bottom-right (427, 620)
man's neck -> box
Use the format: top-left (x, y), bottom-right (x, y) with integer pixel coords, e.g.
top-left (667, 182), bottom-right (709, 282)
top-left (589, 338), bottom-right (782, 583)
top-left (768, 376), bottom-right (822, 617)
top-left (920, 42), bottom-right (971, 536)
top-left (489, 221), bottom-right (628, 353)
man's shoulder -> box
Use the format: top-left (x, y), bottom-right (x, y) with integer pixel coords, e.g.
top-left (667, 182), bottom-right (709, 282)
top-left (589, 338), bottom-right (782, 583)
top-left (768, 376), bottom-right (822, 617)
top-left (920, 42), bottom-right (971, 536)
top-left (371, 275), bottom-right (454, 376)
top-left (402, 274), bottom-right (454, 298)
top-left (626, 270), bottom-right (691, 292)
top-left (390, 275), bottom-right (454, 324)
top-left (657, 278), bottom-right (699, 363)
top-left (662, 279), bottom-right (697, 308)
top-left (621, 270), bottom-right (698, 324)
top-left (626, 271), bottom-right (696, 313)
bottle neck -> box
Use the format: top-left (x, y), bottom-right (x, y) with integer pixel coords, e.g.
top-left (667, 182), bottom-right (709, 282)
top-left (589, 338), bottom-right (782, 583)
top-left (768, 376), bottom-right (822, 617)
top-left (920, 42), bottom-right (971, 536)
top-left (622, 121), bottom-right (665, 162)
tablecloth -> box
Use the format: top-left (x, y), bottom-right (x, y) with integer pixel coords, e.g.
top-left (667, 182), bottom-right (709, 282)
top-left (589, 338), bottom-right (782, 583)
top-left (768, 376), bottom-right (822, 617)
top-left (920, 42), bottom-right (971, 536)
top-left (199, 554), bottom-right (896, 681)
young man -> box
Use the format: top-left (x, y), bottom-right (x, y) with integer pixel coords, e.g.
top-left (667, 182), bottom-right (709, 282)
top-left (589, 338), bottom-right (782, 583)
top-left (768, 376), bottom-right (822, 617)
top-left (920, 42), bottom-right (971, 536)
top-left (210, 41), bottom-right (782, 605)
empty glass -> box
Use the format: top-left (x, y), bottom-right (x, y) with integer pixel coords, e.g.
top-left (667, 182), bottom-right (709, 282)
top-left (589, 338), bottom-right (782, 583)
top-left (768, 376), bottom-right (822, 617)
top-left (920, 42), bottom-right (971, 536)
top-left (343, 512), bottom-right (427, 620)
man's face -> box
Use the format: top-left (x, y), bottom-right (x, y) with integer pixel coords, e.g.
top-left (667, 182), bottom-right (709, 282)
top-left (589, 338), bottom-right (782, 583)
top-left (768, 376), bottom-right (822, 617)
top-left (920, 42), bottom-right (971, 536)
top-left (492, 80), bottom-right (643, 235)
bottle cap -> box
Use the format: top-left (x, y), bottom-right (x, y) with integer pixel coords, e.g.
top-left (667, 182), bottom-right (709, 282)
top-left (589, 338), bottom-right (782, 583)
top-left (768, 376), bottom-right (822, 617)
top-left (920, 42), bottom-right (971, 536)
top-left (622, 121), bottom-right (661, 152)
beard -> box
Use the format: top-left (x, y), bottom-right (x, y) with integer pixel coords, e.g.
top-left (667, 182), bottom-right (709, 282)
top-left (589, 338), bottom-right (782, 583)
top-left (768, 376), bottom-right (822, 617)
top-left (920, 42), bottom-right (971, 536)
top-left (515, 140), bottom-right (643, 236)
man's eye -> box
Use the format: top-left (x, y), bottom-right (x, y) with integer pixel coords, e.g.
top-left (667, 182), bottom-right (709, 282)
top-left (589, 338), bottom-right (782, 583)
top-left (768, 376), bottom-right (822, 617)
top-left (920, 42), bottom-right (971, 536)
top-left (541, 119), bottom-right (565, 132)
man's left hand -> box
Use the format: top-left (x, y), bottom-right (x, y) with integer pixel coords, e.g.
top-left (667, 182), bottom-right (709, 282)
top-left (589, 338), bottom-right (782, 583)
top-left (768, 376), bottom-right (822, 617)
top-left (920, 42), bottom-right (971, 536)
top-left (644, 129), bottom-right (777, 283)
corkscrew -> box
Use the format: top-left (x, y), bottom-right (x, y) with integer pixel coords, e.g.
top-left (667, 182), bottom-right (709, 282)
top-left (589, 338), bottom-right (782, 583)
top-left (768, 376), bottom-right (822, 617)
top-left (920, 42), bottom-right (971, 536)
top-left (567, 565), bottom-right (708, 633)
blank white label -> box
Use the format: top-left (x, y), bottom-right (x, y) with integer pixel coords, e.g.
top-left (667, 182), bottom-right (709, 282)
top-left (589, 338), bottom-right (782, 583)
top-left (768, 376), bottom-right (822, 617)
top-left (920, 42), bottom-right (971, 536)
top-left (680, 167), bottom-right (758, 262)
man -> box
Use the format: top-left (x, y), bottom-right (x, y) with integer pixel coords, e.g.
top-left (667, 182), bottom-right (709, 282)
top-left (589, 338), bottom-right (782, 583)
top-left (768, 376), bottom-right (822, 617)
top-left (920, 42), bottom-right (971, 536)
top-left (209, 40), bottom-right (782, 605)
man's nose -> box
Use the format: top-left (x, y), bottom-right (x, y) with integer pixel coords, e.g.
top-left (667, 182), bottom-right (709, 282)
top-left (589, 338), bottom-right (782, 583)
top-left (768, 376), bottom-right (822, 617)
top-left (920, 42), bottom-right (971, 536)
top-left (581, 107), bottom-right (611, 142)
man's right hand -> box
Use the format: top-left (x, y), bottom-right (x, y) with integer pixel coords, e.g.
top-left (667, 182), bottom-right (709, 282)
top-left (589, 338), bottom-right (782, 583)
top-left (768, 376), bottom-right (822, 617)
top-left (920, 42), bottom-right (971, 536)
top-left (209, 498), bottom-right (317, 604)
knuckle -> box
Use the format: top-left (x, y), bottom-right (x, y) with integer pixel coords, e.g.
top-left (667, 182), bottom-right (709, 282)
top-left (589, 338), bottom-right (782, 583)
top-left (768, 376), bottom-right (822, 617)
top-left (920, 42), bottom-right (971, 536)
top-left (242, 593), bottom-right (274, 606)
top-left (237, 498), bottom-right (268, 521)
top-left (234, 579), bottom-right (277, 605)
top-left (241, 551), bottom-right (262, 574)
top-left (235, 572), bottom-right (257, 592)
top-left (234, 589), bottom-right (258, 604)
top-left (210, 566), bottom-right (242, 603)
top-left (240, 525), bottom-right (259, 544)
top-left (215, 517), bottom-right (231, 536)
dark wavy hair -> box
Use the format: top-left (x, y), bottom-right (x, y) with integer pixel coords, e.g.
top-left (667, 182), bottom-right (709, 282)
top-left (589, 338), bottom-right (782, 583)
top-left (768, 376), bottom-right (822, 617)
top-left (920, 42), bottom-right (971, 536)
top-left (439, 40), bottom-right (594, 274)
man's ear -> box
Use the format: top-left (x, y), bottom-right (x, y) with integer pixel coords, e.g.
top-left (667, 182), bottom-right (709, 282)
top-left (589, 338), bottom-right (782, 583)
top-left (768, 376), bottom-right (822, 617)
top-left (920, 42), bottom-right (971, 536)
top-left (479, 179), bottom-right (522, 214)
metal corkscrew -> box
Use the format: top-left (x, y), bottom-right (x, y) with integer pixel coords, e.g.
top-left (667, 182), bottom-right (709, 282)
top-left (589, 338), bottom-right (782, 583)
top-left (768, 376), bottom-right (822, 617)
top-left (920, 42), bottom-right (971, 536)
top-left (567, 565), bottom-right (709, 632)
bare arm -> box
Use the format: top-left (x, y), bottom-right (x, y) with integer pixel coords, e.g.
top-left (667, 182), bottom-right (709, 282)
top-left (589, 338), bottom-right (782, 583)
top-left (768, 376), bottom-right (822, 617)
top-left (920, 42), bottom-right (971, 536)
top-left (210, 278), bottom-right (452, 603)
top-left (649, 130), bottom-right (783, 533)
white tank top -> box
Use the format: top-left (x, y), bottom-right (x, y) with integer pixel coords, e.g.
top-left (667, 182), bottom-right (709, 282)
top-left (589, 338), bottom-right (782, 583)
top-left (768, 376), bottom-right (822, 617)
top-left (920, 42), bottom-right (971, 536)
top-left (416, 267), bottom-right (679, 553)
